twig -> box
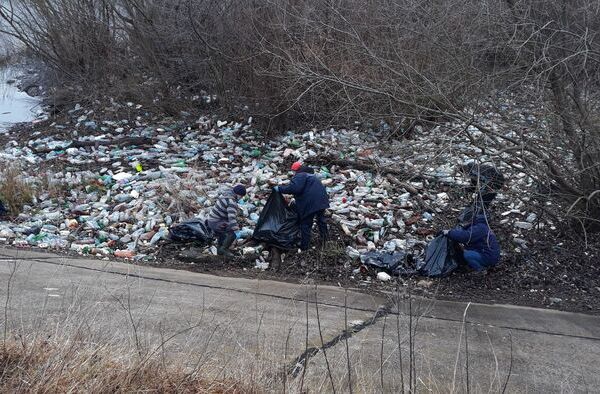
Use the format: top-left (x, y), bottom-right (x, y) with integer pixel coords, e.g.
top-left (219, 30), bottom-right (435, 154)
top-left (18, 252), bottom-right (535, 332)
top-left (451, 302), bottom-right (472, 393)
top-left (299, 286), bottom-right (309, 392)
top-left (3, 259), bottom-right (17, 348)
top-left (486, 332), bottom-right (500, 393)
top-left (465, 308), bottom-right (470, 394)
top-left (380, 313), bottom-right (387, 392)
top-left (501, 333), bottom-right (514, 394)
top-left (396, 286), bottom-right (405, 394)
top-left (315, 285), bottom-right (336, 394)
top-left (283, 326), bottom-right (293, 394)
top-left (344, 289), bottom-right (353, 394)
top-left (408, 285), bottom-right (413, 393)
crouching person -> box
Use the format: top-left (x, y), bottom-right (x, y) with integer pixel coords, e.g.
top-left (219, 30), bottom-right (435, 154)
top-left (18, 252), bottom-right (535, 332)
top-left (442, 206), bottom-right (500, 272)
top-left (274, 162), bottom-right (330, 250)
top-left (207, 184), bottom-right (246, 257)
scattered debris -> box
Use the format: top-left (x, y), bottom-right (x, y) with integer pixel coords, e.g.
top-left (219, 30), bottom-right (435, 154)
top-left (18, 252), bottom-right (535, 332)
top-left (377, 272), bottom-right (392, 281)
top-left (0, 98), bottom-right (598, 314)
top-left (417, 279), bottom-right (433, 288)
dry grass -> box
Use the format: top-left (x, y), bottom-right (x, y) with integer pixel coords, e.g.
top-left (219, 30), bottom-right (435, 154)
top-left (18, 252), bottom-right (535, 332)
top-left (318, 238), bottom-right (347, 260)
top-left (0, 339), bottom-right (249, 393)
top-left (0, 166), bottom-right (34, 216)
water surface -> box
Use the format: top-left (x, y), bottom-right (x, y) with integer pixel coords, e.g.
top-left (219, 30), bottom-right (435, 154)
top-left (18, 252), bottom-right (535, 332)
top-left (0, 66), bottom-right (41, 132)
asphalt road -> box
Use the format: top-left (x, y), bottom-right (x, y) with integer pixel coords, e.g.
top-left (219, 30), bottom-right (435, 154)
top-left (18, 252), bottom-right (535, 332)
top-left (0, 248), bottom-right (598, 393)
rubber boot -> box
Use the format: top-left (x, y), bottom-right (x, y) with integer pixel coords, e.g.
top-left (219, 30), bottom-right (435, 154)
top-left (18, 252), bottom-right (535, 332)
top-left (217, 232), bottom-right (236, 258)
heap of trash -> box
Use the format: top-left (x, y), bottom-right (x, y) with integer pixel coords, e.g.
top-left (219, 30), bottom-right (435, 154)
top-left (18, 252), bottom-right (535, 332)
top-left (0, 103), bottom-right (551, 273)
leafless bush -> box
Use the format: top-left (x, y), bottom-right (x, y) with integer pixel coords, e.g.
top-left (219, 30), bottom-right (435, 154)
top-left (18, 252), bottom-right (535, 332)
top-left (463, 0), bottom-right (600, 231)
top-left (253, 0), bottom-right (499, 126)
top-left (1, 0), bottom-right (600, 229)
top-left (0, 1), bottom-right (122, 79)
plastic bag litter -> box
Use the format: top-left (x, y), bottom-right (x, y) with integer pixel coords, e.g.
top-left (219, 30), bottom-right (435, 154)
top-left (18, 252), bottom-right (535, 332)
top-left (169, 219), bottom-right (214, 244)
top-left (252, 191), bottom-right (300, 249)
top-left (361, 250), bottom-right (417, 276)
top-left (361, 250), bottom-right (405, 271)
top-left (417, 235), bottom-right (458, 277)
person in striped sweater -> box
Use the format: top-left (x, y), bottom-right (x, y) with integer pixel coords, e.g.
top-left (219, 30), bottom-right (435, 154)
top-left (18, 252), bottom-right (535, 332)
top-left (207, 184), bottom-right (246, 257)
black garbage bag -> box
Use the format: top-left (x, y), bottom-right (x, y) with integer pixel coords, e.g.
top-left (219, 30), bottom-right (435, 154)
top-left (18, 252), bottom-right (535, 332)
top-left (417, 235), bottom-right (458, 277)
top-left (361, 250), bottom-right (417, 275)
top-left (169, 219), bottom-right (214, 244)
top-left (252, 191), bottom-right (300, 249)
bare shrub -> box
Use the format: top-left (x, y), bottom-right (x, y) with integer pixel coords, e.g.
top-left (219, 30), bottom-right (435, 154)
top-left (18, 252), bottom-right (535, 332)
top-left (0, 1), bottom-right (122, 79)
top-left (460, 0), bottom-right (600, 231)
top-left (2, 0), bottom-right (600, 230)
top-left (253, 0), bottom-right (497, 125)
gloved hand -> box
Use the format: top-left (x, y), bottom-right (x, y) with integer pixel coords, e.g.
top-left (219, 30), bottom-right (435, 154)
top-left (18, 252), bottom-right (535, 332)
top-left (272, 186), bottom-right (280, 192)
top-left (442, 230), bottom-right (449, 236)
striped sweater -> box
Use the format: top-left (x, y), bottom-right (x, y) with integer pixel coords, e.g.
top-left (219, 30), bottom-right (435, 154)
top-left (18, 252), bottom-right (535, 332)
top-left (207, 190), bottom-right (240, 231)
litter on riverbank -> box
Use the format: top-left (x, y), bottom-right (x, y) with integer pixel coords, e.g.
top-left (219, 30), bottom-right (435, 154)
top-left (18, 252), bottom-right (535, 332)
top-left (0, 97), bottom-right (598, 314)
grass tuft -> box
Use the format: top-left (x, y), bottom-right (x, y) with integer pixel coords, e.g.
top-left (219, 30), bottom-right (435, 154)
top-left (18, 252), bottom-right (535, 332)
top-left (0, 166), bottom-right (35, 216)
top-left (0, 339), bottom-right (250, 393)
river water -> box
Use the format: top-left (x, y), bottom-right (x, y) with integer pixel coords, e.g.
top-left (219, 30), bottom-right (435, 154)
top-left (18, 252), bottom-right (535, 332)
top-left (0, 4), bottom-right (42, 132)
top-left (0, 66), bottom-right (41, 132)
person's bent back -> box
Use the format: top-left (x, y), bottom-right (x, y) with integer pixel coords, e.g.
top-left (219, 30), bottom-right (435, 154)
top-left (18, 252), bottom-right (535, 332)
top-left (275, 162), bottom-right (330, 250)
top-left (207, 185), bottom-right (246, 257)
top-left (445, 208), bottom-right (500, 272)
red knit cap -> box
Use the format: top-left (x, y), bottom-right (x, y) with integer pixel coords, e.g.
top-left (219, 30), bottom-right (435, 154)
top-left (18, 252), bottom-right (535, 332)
top-left (291, 161), bottom-right (303, 171)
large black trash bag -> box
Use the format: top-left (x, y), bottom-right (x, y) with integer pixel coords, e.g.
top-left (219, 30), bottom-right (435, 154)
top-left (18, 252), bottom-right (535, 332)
top-left (169, 219), bottom-right (214, 244)
top-left (252, 191), bottom-right (300, 249)
top-left (417, 235), bottom-right (458, 277)
top-left (361, 250), bottom-right (406, 271)
top-left (361, 250), bottom-right (417, 275)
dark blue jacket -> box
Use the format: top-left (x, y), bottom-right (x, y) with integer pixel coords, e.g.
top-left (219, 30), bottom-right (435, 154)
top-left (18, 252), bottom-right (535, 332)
top-left (279, 171), bottom-right (329, 219)
top-left (448, 215), bottom-right (500, 265)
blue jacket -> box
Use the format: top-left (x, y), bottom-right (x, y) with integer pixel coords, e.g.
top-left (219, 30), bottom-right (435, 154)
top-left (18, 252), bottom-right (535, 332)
top-left (279, 171), bottom-right (330, 219)
top-left (448, 215), bottom-right (500, 265)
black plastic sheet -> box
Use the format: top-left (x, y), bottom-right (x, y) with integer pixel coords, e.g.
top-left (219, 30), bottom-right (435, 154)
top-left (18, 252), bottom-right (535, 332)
top-left (169, 219), bottom-right (214, 244)
top-left (361, 250), bottom-right (405, 270)
top-left (252, 191), bottom-right (300, 249)
top-left (417, 235), bottom-right (458, 277)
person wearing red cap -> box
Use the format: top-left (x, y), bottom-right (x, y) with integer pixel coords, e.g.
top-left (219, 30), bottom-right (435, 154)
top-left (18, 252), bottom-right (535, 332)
top-left (273, 162), bottom-right (330, 250)
top-left (290, 161), bottom-right (303, 172)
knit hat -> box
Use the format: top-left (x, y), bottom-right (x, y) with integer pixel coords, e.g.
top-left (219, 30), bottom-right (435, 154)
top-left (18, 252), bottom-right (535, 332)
top-left (233, 184), bottom-right (247, 196)
top-left (291, 161), bottom-right (303, 171)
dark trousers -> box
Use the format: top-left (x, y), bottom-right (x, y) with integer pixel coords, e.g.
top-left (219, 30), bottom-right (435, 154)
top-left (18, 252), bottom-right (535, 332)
top-left (208, 220), bottom-right (235, 247)
top-left (299, 210), bottom-right (328, 250)
top-left (215, 230), bottom-right (234, 246)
